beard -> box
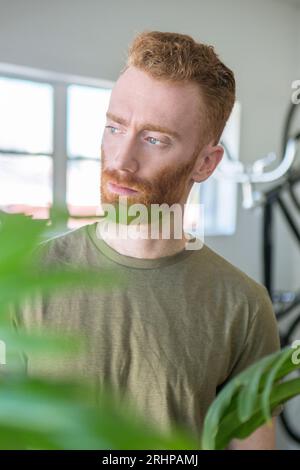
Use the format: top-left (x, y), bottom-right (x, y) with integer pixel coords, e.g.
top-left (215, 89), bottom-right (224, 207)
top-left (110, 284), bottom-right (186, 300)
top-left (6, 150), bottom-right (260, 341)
top-left (99, 145), bottom-right (200, 226)
top-left (100, 146), bottom-right (199, 204)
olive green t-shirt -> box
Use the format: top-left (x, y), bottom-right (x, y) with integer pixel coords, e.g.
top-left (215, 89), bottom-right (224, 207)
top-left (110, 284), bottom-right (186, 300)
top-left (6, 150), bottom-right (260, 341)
top-left (11, 220), bottom-right (283, 443)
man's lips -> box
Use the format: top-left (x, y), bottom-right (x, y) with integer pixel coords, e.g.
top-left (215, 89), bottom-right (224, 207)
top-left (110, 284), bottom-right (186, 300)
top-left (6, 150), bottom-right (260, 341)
top-left (107, 181), bottom-right (139, 195)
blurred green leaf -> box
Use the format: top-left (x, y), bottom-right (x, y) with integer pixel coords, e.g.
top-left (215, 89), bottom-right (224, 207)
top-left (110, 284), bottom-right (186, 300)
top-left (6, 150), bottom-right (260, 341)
top-left (201, 346), bottom-right (300, 449)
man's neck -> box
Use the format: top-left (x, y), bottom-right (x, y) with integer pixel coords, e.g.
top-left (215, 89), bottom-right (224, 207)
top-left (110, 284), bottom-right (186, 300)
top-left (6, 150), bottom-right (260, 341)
top-left (96, 220), bottom-right (190, 259)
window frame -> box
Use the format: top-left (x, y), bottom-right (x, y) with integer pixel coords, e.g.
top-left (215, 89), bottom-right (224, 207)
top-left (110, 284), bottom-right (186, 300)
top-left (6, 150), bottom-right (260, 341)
top-left (0, 62), bottom-right (114, 228)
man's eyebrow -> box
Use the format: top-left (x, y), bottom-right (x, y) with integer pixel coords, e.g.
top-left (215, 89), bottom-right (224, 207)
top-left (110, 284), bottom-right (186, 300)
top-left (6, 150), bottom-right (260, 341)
top-left (106, 112), bottom-right (181, 140)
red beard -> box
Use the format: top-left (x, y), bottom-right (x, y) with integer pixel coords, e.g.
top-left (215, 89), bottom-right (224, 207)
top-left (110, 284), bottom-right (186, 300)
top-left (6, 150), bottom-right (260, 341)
top-left (100, 146), bottom-right (198, 210)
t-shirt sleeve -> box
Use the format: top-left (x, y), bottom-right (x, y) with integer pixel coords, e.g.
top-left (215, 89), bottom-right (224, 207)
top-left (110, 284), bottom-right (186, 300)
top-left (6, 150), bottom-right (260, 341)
top-left (217, 285), bottom-right (284, 417)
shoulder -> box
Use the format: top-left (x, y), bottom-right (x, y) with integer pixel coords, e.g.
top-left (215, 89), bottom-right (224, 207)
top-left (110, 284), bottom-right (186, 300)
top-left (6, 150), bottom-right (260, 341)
top-left (197, 242), bottom-right (269, 306)
top-left (33, 223), bottom-right (92, 268)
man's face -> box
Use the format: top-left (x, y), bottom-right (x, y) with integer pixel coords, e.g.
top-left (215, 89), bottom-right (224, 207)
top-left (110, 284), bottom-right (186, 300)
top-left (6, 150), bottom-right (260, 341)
top-left (100, 66), bottom-right (205, 211)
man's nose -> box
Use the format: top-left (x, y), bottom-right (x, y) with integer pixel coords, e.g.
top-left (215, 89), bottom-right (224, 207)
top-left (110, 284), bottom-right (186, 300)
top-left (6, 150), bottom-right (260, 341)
top-left (111, 135), bottom-right (139, 173)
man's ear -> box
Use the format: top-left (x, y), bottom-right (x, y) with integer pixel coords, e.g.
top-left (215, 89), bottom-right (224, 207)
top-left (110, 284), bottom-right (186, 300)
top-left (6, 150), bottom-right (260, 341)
top-left (191, 144), bottom-right (224, 183)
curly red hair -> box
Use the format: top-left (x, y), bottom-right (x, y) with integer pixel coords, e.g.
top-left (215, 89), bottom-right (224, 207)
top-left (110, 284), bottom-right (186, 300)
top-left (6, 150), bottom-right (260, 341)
top-left (120, 30), bottom-right (236, 150)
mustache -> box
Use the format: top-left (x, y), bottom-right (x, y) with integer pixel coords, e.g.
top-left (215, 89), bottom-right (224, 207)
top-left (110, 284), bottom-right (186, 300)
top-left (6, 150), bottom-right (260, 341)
top-left (102, 168), bottom-right (152, 192)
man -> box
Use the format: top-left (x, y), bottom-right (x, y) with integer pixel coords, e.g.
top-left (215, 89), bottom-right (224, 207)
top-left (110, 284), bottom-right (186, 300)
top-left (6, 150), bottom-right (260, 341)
top-left (16, 31), bottom-right (282, 449)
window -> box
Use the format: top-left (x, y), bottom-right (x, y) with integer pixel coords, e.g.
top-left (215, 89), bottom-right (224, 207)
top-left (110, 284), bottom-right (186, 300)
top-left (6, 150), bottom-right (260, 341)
top-left (0, 63), bottom-right (113, 227)
top-left (66, 84), bottom-right (111, 228)
top-left (67, 84), bottom-right (111, 159)
top-left (185, 102), bottom-right (241, 236)
top-left (0, 76), bottom-right (53, 219)
top-left (0, 62), bottom-right (240, 236)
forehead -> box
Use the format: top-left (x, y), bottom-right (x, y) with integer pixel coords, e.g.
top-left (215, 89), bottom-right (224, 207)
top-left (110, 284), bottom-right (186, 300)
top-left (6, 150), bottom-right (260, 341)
top-left (108, 66), bottom-right (202, 134)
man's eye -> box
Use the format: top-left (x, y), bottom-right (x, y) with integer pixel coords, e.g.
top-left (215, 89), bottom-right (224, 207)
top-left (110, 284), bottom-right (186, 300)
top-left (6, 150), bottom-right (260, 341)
top-left (105, 127), bottom-right (166, 146)
top-left (105, 125), bottom-right (119, 134)
top-left (146, 136), bottom-right (162, 145)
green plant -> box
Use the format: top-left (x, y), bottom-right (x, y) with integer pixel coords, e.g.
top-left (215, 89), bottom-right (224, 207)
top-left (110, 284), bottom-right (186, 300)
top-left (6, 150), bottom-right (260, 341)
top-left (0, 210), bottom-right (300, 450)
top-left (201, 346), bottom-right (300, 449)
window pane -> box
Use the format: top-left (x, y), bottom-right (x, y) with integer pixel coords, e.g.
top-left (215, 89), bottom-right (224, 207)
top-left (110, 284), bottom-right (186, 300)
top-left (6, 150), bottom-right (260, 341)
top-left (185, 182), bottom-right (211, 238)
top-left (0, 77), bottom-right (53, 154)
top-left (0, 154), bottom-right (52, 219)
top-left (184, 103), bottom-right (241, 237)
top-left (67, 84), bottom-right (111, 159)
top-left (67, 159), bottom-right (101, 229)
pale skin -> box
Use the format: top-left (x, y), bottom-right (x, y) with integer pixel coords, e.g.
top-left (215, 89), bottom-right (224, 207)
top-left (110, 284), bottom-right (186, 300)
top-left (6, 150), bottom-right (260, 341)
top-left (226, 417), bottom-right (277, 450)
top-left (100, 65), bottom-right (223, 258)
top-left (100, 65), bottom-right (277, 450)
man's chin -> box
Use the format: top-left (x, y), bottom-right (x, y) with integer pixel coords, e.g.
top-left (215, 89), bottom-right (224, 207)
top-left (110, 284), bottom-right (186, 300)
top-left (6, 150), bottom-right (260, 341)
top-left (101, 194), bottom-right (146, 207)
top-left (100, 195), bottom-right (166, 225)
top-left (100, 202), bottom-right (185, 233)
